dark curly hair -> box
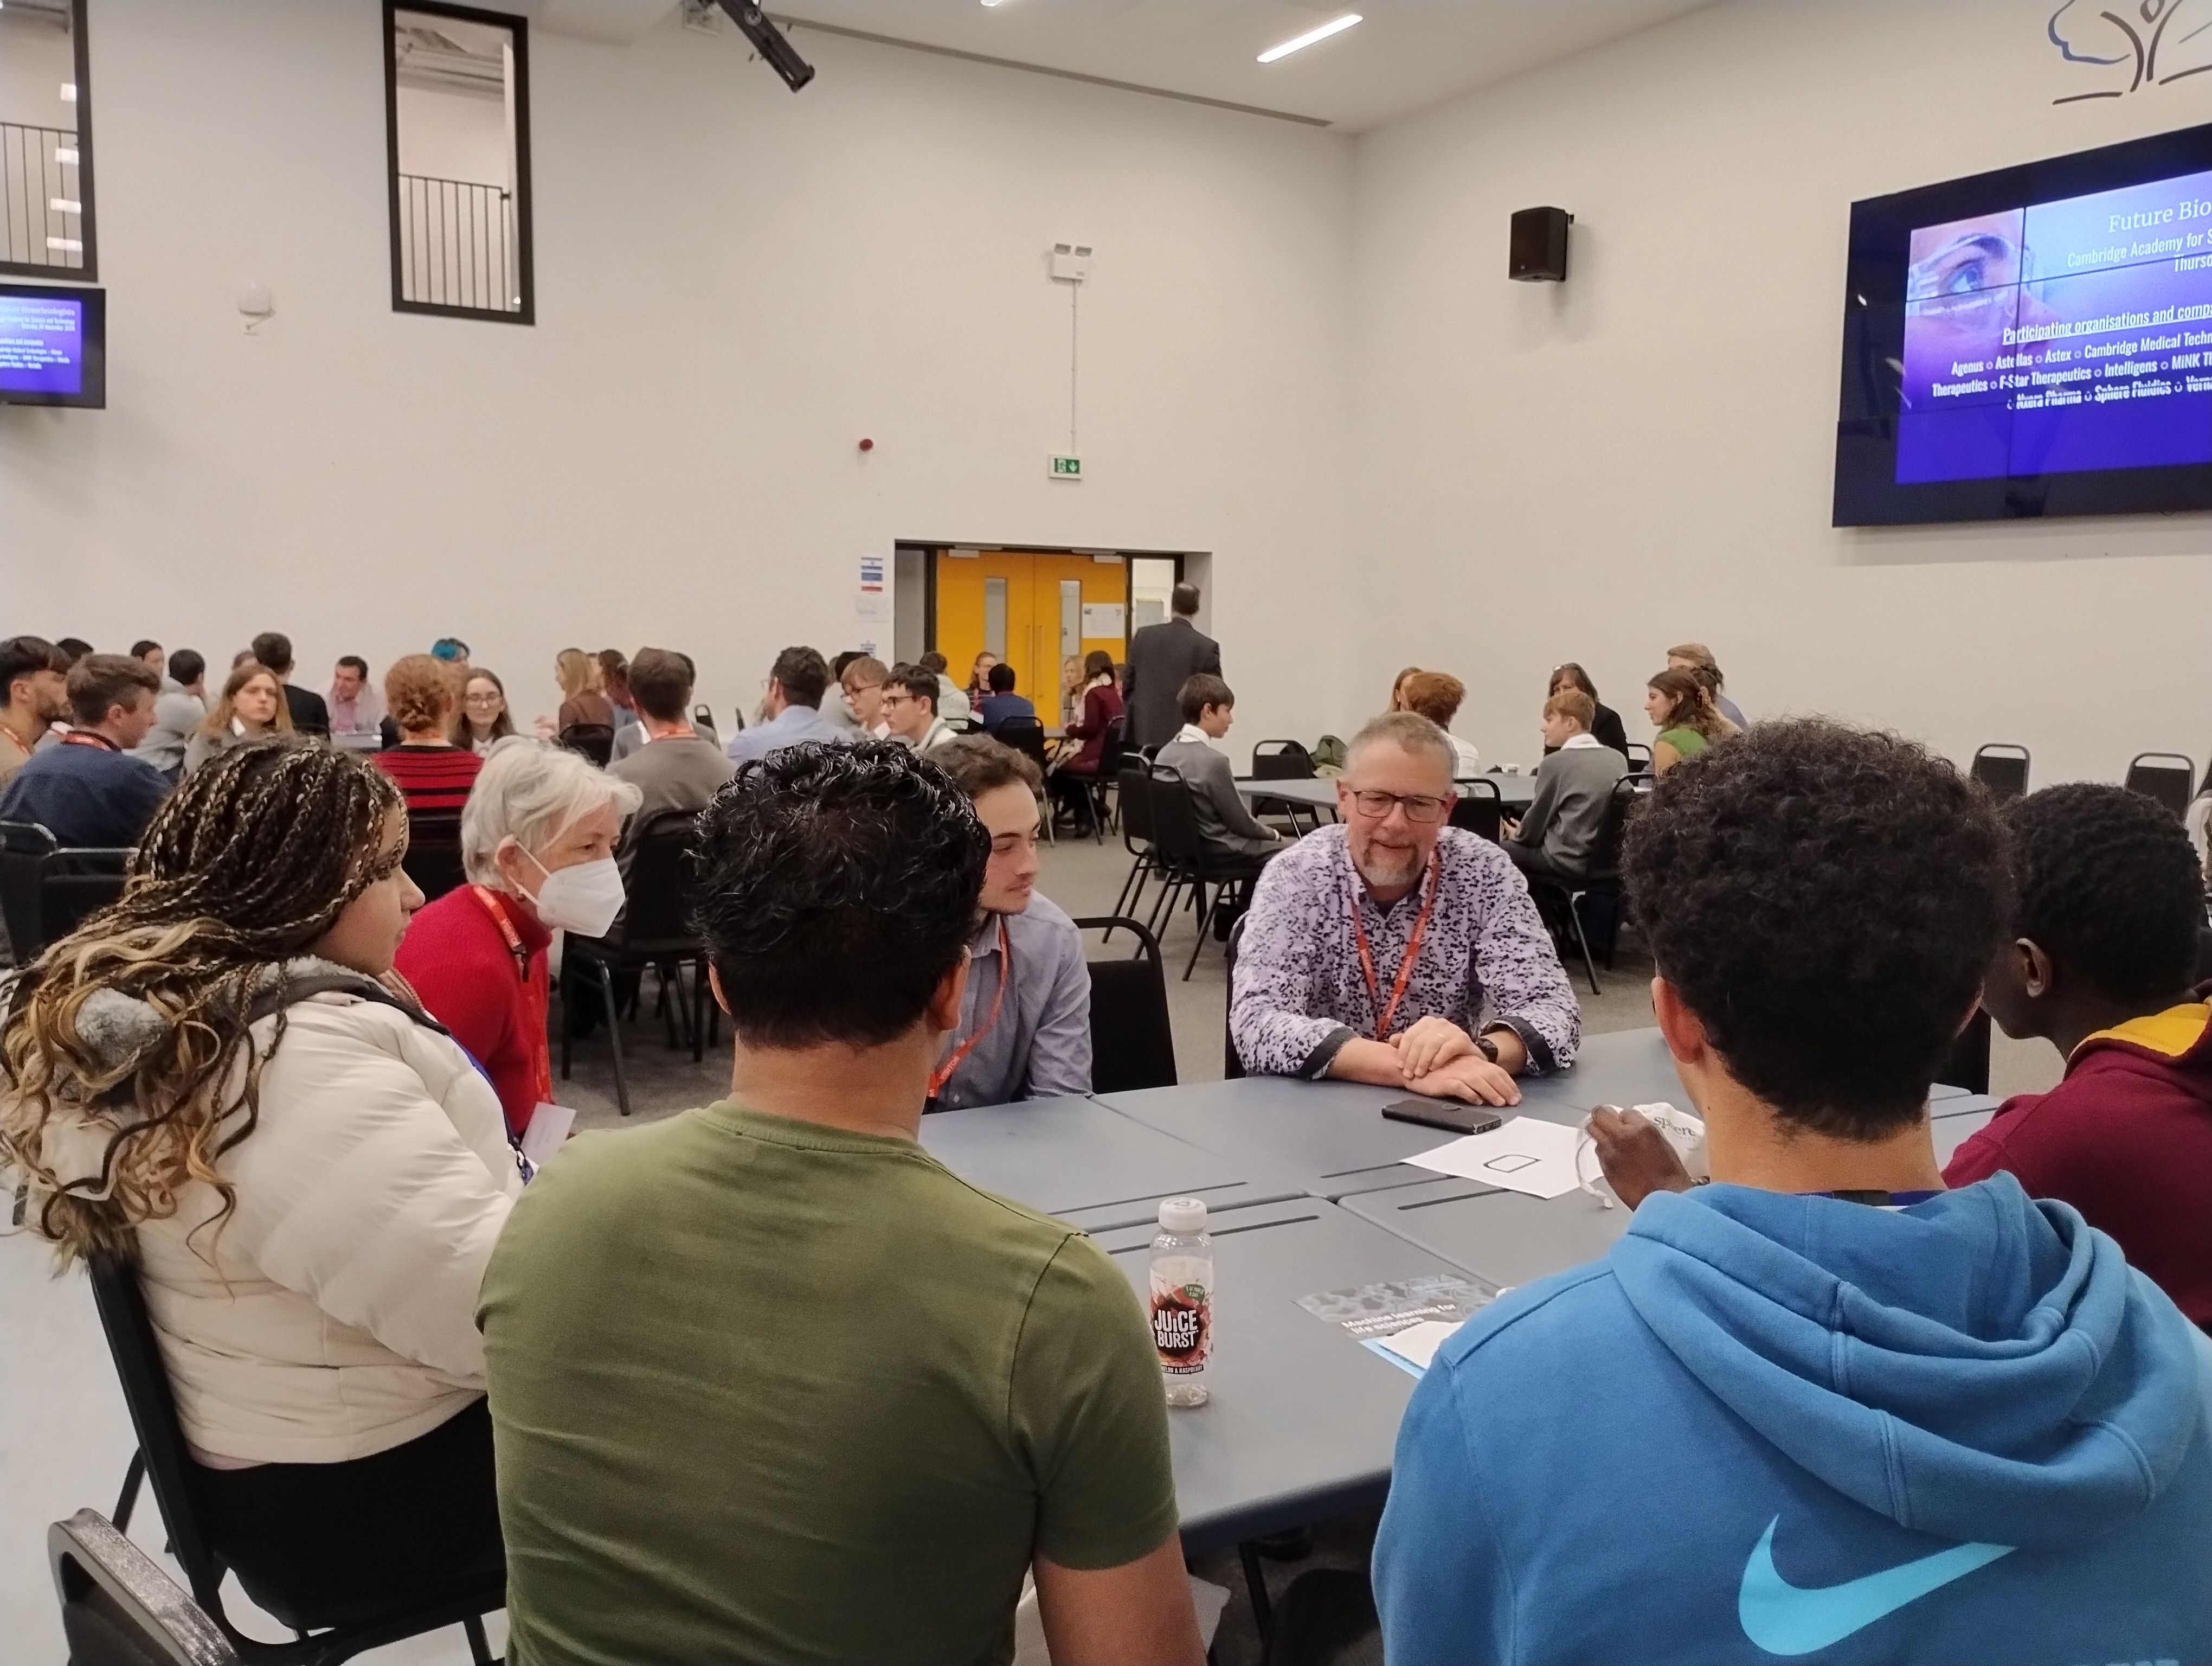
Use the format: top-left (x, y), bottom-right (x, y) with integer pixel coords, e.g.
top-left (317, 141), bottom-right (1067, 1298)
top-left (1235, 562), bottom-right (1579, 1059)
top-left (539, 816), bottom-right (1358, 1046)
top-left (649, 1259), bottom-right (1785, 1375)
top-left (2005, 783), bottom-right (2204, 1004)
top-left (689, 740), bottom-right (987, 1048)
top-left (1623, 719), bottom-right (2010, 1138)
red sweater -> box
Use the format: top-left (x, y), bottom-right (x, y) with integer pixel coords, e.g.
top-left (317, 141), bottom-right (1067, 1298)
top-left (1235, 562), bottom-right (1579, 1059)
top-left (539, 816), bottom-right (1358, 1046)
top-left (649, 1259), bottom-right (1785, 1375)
top-left (1945, 998), bottom-right (2212, 1324)
top-left (395, 884), bottom-right (551, 1138)
top-left (374, 745), bottom-right (482, 816)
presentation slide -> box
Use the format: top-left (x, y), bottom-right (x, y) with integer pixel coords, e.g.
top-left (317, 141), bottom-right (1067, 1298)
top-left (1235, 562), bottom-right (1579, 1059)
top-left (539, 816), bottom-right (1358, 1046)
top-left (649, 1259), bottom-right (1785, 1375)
top-left (0, 290), bottom-right (88, 399)
top-left (1896, 169), bottom-right (2212, 484)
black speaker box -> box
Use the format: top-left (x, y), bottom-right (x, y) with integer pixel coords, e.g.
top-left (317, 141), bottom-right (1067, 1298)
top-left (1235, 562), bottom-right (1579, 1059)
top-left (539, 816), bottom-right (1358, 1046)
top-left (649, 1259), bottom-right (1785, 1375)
top-left (1509, 207), bottom-right (1572, 282)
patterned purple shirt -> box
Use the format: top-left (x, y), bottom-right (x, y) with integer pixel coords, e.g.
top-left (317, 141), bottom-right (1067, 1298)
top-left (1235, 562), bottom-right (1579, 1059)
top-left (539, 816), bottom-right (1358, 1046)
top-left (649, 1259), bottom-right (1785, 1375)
top-left (1230, 824), bottom-right (1581, 1078)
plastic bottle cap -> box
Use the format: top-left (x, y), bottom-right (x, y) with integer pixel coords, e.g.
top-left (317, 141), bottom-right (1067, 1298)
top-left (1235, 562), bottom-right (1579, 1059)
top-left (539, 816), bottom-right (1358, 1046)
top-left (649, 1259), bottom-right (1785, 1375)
top-left (1158, 1196), bottom-right (1207, 1234)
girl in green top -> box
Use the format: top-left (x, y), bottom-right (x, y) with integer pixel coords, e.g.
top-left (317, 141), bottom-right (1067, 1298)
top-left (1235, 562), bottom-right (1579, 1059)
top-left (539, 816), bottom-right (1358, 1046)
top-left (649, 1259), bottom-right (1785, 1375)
top-left (1645, 667), bottom-right (1728, 776)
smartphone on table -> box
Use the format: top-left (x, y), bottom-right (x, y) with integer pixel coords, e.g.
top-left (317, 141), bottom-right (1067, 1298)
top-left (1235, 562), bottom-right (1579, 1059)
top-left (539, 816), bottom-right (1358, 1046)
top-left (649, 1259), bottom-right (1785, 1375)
top-left (1381, 1099), bottom-right (1504, 1137)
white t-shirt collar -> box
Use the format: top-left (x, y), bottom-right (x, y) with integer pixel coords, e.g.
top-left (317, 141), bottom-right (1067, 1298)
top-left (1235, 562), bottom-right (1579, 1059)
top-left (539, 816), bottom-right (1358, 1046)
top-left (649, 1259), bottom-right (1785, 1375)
top-left (1560, 733), bottom-right (1603, 750)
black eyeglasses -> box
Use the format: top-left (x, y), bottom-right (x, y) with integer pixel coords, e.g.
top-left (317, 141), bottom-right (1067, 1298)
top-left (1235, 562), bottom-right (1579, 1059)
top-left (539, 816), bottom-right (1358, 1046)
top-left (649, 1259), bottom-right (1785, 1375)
top-left (1346, 789), bottom-right (1450, 824)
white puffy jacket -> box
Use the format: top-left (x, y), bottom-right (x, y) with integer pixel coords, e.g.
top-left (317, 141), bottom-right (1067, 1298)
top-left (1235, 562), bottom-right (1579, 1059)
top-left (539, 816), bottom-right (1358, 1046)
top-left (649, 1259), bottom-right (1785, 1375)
top-left (38, 973), bottom-right (523, 1464)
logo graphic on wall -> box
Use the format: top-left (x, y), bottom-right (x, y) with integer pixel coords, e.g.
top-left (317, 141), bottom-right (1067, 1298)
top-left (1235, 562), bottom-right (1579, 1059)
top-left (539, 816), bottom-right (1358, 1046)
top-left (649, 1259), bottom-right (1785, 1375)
top-left (2049, 0), bottom-right (2212, 101)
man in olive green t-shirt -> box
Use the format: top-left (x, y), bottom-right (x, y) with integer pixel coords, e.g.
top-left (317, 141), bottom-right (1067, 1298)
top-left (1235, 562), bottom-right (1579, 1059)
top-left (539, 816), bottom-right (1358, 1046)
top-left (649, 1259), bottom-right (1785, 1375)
top-left (479, 740), bottom-right (1203, 1666)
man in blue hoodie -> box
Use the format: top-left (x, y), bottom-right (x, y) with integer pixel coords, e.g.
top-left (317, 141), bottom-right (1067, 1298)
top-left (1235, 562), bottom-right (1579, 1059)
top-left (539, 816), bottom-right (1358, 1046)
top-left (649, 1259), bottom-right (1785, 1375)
top-left (1373, 720), bottom-right (2212, 1666)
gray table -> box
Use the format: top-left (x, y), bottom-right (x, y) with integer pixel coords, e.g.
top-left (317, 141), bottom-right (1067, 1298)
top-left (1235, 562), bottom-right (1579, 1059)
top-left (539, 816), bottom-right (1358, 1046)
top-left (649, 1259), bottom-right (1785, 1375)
top-left (1520, 1026), bottom-right (1973, 1117)
top-left (1237, 774), bottom-right (1539, 811)
top-left (1091, 1195), bottom-right (1477, 1554)
top-left (917, 1095), bottom-right (1300, 1233)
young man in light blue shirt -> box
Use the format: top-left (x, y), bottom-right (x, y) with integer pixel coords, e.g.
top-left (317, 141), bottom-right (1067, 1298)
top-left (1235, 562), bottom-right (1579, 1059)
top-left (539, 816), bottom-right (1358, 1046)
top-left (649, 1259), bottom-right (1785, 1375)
top-left (726, 645), bottom-right (845, 766)
top-left (1374, 719), bottom-right (2212, 1666)
top-left (921, 736), bottom-right (1091, 1111)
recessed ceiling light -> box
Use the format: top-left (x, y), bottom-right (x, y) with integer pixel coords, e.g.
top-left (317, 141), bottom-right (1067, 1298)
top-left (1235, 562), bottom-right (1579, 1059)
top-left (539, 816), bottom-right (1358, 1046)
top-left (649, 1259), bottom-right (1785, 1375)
top-left (1257, 13), bottom-right (1361, 64)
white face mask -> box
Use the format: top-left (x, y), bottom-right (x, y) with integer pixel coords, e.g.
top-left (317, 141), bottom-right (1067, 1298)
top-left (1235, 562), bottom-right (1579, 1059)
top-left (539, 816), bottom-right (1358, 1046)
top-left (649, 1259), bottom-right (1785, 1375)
top-left (522, 848), bottom-right (626, 938)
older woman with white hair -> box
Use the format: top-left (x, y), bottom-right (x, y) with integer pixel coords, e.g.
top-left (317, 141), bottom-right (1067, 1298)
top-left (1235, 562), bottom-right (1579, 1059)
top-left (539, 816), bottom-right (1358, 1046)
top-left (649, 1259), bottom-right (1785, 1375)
top-left (395, 737), bottom-right (642, 1139)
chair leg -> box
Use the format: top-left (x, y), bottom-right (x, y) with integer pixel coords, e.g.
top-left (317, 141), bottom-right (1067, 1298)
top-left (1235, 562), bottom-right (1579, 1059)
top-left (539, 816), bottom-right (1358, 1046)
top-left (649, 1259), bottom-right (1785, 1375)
top-left (112, 1451), bottom-right (144, 1533)
top-left (1184, 883), bottom-right (1214, 982)
top-left (1567, 890), bottom-right (1600, 997)
top-left (1238, 1540), bottom-right (1275, 1649)
top-left (463, 1612), bottom-right (495, 1666)
top-left (595, 962), bottom-right (631, 1118)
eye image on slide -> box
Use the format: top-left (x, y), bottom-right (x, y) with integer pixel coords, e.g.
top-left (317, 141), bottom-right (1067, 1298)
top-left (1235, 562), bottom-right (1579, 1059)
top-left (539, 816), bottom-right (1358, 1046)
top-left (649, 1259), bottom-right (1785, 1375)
top-left (1896, 170), bottom-right (2212, 484)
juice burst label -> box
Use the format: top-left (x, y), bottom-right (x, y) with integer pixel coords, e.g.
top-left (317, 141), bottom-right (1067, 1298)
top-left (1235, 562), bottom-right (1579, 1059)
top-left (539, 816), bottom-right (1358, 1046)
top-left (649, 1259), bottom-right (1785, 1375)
top-left (1150, 1278), bottom-right (1211, 1373)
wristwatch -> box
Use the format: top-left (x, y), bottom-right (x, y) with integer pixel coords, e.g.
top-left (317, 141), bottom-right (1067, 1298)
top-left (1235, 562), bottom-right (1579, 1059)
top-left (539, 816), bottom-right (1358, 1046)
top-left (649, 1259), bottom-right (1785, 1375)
top-left (1473, 1032), bottom-right (1501, 1065)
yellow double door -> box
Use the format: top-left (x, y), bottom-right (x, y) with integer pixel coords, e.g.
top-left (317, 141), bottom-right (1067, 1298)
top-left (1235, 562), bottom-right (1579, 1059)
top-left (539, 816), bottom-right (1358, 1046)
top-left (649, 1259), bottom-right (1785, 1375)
top-left (934, 551), bottom-right (1127, 725)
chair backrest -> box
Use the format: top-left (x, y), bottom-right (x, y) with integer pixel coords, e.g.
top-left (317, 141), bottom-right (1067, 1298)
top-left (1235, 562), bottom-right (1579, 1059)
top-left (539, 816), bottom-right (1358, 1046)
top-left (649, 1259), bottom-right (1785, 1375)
top-left (995, 716), bottom-right (1051, 776)
top-left (692, 703), bottom-right (716, 733)
top-left (1094, 717), bottom-right (1128, 783)
top-left (1072, 916), bottom-right (1177, 1093)
top-left (400, 807), bottom-right (467, 902)
top-left (1447, 776), bottom-right (1502, 843)
top-left (1116, 762), bottom-right (1155, 854)
top-left (1, 821), bottom-right (132, 960)
top-left (50, 1509), bottom-right (237, 1666)
top-left (2125, 752), bottom-right (2196, 818)
top-left (1583, 777), bottom-right (1642, 883)
top-left (85, 1253), bottom-right (227, 1616)
top-left (1223, 913), bottom-right (1249, 1079)
top-left (1249, 740), bottom-right (1316, 781)
top-left (557, 723), bottom-right (615, 767)
top-left (1144, 762), bottom-right (1205, 865)
top-left (603, 809), bottom-right (702, 955)
top-left (1623, 741), bottom-right (1654, 770)
top-left (1970, 744), bottom-right (2031, 803)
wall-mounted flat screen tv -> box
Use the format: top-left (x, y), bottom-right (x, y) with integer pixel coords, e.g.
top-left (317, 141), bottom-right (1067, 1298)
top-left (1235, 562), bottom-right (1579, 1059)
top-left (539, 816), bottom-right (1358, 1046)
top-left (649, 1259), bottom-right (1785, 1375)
top-left (1834, 124), bottom-right (2212, 526)
top-left (0, 282), bottom-right (105, 409)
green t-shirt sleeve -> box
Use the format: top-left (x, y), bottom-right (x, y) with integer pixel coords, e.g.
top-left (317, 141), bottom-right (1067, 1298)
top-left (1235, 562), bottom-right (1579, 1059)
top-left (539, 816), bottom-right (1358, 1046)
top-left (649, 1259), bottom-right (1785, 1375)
top-left (1009, 1232), bottom-right (1182, 1572)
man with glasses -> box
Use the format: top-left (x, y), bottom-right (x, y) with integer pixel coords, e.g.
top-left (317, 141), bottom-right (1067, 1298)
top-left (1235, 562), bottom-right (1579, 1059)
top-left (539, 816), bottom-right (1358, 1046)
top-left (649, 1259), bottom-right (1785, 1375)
top-left (883, 667), bottom-right (958, 753)
top-left (1231, 712), bottom-right (1579, 1101)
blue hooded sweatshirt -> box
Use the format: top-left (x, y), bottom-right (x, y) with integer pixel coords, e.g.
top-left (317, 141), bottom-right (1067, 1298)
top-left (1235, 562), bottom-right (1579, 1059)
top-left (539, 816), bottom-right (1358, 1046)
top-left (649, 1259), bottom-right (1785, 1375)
top-left (1373, 1175), bottom-right (2212, 1665)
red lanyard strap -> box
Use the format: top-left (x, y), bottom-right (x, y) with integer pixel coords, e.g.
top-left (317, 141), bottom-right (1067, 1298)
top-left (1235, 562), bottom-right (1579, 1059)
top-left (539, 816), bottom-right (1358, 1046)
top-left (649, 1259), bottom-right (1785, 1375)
top-left (1351, 848), bottom-right (1442, 1042)
top-left (471, 886), bottom-right (531, 982)
top-left (930, 918), bottom-right (1013, 1095)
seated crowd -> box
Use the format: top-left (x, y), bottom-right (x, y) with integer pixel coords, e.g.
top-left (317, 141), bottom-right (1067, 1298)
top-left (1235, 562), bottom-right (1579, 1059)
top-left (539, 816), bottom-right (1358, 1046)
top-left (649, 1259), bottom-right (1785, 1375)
top-left (0, 620), bottom-right (2207, 1664)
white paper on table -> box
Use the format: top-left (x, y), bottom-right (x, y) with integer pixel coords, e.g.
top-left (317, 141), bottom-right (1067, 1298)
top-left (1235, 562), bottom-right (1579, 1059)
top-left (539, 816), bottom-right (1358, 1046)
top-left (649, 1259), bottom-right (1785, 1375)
top-left (1376, 1318), bottom-right (1463, 1371)
top-left (520, 1102), bottom-right (577, 1172)
top-left (1406, 1116), bottom-right (1584, 1199)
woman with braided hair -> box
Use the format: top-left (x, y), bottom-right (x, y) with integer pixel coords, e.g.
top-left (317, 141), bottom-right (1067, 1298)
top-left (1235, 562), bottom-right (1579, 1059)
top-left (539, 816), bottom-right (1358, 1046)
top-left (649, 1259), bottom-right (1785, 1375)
top-left (1, 741), bottom-right (515, 1625)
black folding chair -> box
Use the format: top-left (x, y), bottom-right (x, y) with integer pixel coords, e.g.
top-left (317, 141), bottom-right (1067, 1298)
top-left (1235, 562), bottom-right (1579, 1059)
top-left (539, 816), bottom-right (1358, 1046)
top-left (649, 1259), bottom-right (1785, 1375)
top-left (52, 1508), bottom-right (239, 1666)
top-left (561, 809), bottom-right (712, 1118)
top-left (1968, 745), bottom-right (2030, 803)
top-left (1446, 778), bottom-right (1503, 844)
top-left (1107, 762), bottom-right (1161, 933)
top-left (1521, 778), bottom-right (1639, 997)
top-left (1146, 762), bottom-right (1272, 981)
top-left (1073, 917), bottom-right (1178, 1092)
top-left (1248, 739), bottom-right (1320, 835)
top-left (2125, 753), bottom-right (2196, 818)
top-left (1622, 741), bottom-right (1654, 779)
top-left (1053, 719), bottom-right (1126, 843)
top-left (556, 723), bottom-right (615, 767)
top-left (86, 1253), bottom-right (503, 1665)
top-left (1, 820), bottom-right (133, 961)
top-left (397, 808), bottom-right (466, 902)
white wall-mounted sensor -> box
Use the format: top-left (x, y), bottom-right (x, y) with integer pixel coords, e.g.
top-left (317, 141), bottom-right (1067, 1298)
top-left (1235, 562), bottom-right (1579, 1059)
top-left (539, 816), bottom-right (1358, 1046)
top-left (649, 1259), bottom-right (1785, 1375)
top-left (1050, 242), bottom-right (1094, 283)
top-left (237, 283), bottom-right (273, 334)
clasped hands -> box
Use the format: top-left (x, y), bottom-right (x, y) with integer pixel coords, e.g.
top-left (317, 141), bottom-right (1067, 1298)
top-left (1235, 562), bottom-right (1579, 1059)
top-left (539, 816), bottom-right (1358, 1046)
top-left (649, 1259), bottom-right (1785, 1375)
top-left (1387, 1017), bottom-right (1520, 1107)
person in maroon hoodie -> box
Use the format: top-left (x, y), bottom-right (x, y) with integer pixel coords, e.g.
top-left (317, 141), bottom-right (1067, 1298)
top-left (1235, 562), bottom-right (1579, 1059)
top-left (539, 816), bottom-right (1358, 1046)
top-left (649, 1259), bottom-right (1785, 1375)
top-left (1946, 781), bottom-right (2211, 1327)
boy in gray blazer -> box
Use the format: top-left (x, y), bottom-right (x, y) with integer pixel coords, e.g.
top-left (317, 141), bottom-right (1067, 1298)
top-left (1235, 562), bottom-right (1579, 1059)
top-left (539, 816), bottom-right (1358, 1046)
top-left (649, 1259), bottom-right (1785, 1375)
top-left (1154, 675), bottom-right (1283, 862)
top-left (1503, 689), bottom-right (1626, 883)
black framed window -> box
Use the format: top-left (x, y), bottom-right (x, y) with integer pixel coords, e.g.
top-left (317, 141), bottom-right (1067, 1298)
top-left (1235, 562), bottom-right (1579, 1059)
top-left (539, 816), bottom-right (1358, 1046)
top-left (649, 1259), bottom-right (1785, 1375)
top-left (1, 0), bottom-right (97, 279)
top-left (384, 1), bottom-right (533, 323)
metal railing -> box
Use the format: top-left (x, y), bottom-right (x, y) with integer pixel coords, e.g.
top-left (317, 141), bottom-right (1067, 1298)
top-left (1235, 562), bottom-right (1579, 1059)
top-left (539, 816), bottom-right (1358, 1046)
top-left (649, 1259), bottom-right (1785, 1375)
top-left (2, 121), bottom-right (86, 273)
top-left (396, 172), bottom-right (517, 313)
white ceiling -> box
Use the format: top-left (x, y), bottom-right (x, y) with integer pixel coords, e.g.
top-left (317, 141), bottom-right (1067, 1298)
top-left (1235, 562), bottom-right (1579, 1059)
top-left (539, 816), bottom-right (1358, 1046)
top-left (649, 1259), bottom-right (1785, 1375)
top-left (530, 0), bottom-right (1715, 131)
top-left (766, 0), bottom-right (1715, 131)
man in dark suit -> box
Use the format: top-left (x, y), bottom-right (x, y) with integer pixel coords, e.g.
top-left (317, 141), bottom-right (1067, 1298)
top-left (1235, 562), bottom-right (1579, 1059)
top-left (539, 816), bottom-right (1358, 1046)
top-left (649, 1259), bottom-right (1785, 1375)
top-left (1123, 582), bottom-right (1219, 751)
top-left (250, 631), bottom-right (330, 739)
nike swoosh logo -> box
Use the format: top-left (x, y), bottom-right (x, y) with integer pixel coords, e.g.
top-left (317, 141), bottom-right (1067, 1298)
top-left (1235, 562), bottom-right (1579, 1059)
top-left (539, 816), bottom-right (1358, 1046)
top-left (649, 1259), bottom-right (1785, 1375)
top-left (1738, 1517), bottom-right (2015, 1656)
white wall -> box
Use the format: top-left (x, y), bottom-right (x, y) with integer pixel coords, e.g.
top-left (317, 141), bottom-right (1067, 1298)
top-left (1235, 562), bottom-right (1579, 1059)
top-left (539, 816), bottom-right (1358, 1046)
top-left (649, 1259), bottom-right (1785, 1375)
top-left (0, 2), bottom-right (1352, 744)
top-left (1350, 0), bottom-right (2212, 783)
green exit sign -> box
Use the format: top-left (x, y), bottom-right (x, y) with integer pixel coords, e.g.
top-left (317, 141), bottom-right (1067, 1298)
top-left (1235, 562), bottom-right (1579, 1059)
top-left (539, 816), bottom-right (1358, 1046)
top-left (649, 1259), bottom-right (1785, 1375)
top-left (1049, 454), bottom-right (1083, 479)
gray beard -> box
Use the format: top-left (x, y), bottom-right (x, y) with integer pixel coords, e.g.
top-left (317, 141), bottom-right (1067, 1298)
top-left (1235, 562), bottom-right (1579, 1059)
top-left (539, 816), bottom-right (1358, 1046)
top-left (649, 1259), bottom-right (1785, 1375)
top-left (1355, 849), bottom-right (1425, 895)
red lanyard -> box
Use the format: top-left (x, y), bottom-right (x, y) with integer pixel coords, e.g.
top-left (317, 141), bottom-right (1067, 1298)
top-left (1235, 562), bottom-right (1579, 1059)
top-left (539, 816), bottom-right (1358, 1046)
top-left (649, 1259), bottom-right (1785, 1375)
top-left (930, 918), bottom-right (1012, 1095)
top-left (1350, 848), bottom-right (1442, 1041)
top-left (61, 730), bottom-right (119, 753)
top-left (472, 886), bottom-right (554, 1106)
